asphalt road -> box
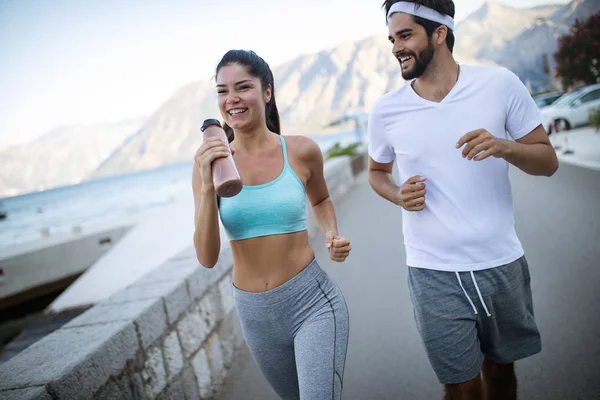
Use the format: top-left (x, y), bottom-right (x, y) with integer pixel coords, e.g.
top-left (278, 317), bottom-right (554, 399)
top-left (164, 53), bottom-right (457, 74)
top-left (217, 163), bottom-right (600, 400)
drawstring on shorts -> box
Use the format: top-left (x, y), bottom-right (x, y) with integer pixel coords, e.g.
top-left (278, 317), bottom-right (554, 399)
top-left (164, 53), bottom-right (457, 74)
top-left (455, 271), bottom-right (492, 317)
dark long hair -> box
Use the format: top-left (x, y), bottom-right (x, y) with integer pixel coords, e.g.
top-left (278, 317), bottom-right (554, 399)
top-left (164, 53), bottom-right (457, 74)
top-left (216, 50), bottom-right (281, 142)
top-left (382, 0), bottom-right (456, 53)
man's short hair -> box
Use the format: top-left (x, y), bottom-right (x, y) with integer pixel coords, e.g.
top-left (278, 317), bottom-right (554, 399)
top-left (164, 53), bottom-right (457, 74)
top-left (382, 0), bottom-right (456, 53)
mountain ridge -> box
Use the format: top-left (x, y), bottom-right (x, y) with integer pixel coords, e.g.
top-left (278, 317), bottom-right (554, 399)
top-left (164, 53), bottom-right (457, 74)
top-left (2, 0), bottom-right (598, 197)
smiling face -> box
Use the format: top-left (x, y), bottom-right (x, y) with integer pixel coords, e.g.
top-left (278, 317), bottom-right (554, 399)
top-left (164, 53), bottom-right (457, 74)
top-left (388, 12), bottom-right (435, 80)
top-left (216, 63), bottom-right (272, 132)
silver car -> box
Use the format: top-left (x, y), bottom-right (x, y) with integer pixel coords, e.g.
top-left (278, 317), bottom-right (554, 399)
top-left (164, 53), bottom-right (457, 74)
top-left (540, 83), bottom-right (600, 134)
top-left (533, 91), bottom-right (564, 108)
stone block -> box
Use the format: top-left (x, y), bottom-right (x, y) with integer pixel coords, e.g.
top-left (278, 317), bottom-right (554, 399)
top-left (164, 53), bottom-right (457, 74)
top-left (141, 345), bottom-right (167, 398)
top-left (206, 333), bottom-right (224, 386)
top-left (191, 349), bottom-right (213, 399)
top-left (176, 309), bottom-right (207, 360)
top-left (217, 275), bottom-right (234, 316)
top-left (105, 279), bottom-right (182, 304)
top-left (188, 248), bottom-right (233, 303)
top-left (0, 321), bottom-right (137, 400)
top-left (113, 373), bottom-right (135, 400)
top-left (137, 262), bottom-right (197, 285)
top-left (93, 378), bottom-right (126, 400)
top-left (162, 280), bottom-right (191, 326)
top-left (163, 330), bottom-right (184, 379)
top-left (0, 386), bottom-right (52, 400)
top-left (213, 247), bottom-right (234, 279)
top-left (219, 311), bottom-right (244, 369)
top-left (155, 375), bottom-right (186, 400)
top-left (169, 245), bottom-right (198, 262)
top-left (176, 295), bottom-right (218, 359)
top-left (181, 364), bottom-right (200, 400)
top-left (63, 298), bottom-right (167, 351)
top-left (113, 278), bottom-right (192, 327)
top-left (127, 372), bottom-right (150, 400)
top-left (187, 266), bottom-right (214, 303)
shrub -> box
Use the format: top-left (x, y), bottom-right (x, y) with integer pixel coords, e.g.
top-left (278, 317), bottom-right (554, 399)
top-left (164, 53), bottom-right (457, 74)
top-left (553, 12), bottom-right (600, 89)
top-left (325, 142), bottom-right (359, 159)
top-left (589, 108), bottom-right (600, 132)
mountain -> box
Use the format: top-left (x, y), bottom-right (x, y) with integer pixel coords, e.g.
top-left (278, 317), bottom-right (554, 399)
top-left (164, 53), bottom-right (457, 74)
top-left (0, 118), bottom-right (144, 198)
top-left (453, 1), bottom-right (561, 61)
top-left (91, 34), bottom-right (497, 178)
top-left (489, 18), bottom-right (567, 90)
top-left (5, 0), bottom-right (598, 189)
top-left (89, 82), bottom-right (218, 179)
top-left (549, 0), bottom-right (600, 25)
top-left (90, 36), bottom-right (399, 177)
top-left (93, 0), bottom-right (599, 178)
top-left (484, 0), bottom-right (600, 90)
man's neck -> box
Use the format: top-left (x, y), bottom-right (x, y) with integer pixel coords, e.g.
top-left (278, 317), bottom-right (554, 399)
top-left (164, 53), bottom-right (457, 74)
top-left (412, 54), bottom-right (460, 103)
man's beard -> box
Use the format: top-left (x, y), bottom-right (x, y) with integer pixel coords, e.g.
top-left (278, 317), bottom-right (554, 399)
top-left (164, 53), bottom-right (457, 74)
top-left (399, 39), bottom-right (435, 80)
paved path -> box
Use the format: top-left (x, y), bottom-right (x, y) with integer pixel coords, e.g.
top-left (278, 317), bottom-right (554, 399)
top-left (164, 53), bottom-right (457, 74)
top-left (218, 163), bottom-right (600, 400)
top-left (549, 126), bottom-right (600, 171)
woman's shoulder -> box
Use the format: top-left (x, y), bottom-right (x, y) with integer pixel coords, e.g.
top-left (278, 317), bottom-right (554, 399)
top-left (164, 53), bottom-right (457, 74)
top-left (283, 135), bottom-right (322, 161)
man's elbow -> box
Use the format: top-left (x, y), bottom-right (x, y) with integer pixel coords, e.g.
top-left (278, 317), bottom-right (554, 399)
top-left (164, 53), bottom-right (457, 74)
top-left (368, 169), bottom-right (385, 189)
top-left (367, 168), bottom-right (376, 182)
top-left (545, 153), bottom-right (560, 177)
top-left (546, 162), bottom-right (559, 177)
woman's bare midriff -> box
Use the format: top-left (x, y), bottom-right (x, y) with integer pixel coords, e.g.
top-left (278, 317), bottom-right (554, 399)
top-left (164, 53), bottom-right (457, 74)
top-left (230, 230), bottom-right (316, 292)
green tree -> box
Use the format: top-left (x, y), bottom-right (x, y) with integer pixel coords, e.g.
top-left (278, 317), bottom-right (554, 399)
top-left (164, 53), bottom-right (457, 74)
top-left (554, 12), bottom-right (600, 89)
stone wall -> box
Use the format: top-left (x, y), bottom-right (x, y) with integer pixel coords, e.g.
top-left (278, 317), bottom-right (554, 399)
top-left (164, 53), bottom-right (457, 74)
top-left (0, 150), bottom-right (366, 400)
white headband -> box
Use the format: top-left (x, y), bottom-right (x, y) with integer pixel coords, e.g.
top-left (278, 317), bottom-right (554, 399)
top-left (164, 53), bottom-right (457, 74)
top-left (387, 2), bottom-right (454, 31)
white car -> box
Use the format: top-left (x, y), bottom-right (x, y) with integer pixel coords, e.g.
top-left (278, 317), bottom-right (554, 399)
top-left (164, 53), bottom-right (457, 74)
top-left (540, 83), bottom-right (600, 134)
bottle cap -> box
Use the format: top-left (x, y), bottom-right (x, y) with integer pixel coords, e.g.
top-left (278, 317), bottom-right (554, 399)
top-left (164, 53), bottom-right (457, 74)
top-left (201, 119), bottom-right (222, 132)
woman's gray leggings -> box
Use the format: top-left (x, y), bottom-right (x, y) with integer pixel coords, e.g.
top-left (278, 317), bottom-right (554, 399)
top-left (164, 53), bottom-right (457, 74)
top-left (233, 258), bottom-right (349, 400)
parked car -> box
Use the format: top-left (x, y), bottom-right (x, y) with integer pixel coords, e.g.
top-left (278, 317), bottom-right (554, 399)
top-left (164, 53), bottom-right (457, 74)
top-left (540, 83), bottom-right (600, 134)
top-left (533, 91), bottom-right (564, 108)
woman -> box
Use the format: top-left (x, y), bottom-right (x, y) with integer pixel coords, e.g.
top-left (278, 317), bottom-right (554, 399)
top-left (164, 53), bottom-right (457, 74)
top-left (192, 49), bottom-right (351, 400)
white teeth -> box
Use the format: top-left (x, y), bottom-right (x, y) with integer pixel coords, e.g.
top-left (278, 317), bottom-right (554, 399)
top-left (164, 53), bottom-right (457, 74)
top-left (228, 108), bottom-right (247, 115)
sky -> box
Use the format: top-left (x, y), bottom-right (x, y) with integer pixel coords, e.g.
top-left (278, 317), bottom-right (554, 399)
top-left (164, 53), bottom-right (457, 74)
top-left (0, 0), bottom-right (570, 149)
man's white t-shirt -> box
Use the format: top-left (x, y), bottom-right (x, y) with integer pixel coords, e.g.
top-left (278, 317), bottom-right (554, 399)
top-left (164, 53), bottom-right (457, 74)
top-left (368, 65), bottom-right (542, 272)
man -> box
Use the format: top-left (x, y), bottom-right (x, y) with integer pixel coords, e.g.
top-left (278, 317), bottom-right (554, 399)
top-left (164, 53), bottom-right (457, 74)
top-left (367, 1), bottom-right (559, 399)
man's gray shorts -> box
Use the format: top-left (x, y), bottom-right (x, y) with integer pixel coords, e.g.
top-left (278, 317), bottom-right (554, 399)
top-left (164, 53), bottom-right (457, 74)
top-left (408, 255), bottom-right (541, 384)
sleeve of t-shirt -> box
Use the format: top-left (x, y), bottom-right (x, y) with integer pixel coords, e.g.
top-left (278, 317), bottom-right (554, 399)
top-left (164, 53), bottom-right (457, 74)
top-left (368, 105), bottom-right (395, 163)
top-left (503, 69), bottom-right (543, 140)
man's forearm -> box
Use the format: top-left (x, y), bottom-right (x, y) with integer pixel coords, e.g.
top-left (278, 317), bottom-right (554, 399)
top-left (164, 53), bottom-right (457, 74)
top-left (503, 140), bottom-right (559, 177)
top-left (368, 170), bottom-right (400, 205)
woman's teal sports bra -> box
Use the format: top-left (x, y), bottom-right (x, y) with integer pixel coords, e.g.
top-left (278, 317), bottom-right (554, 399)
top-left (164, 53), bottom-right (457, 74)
top-left (218, 135), bottom-right (307, 241)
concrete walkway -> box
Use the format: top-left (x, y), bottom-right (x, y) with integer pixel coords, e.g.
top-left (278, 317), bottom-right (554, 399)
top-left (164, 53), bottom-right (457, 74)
top-left (217, 163), bottom-right (600, 400)
top-left (550, 126), bottom-right (600, 171)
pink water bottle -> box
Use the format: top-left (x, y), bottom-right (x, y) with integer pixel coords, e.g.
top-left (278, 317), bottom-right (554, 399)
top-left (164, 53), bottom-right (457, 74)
top-left (201, 119), bottom-right (243, 197)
